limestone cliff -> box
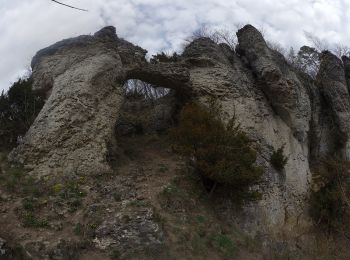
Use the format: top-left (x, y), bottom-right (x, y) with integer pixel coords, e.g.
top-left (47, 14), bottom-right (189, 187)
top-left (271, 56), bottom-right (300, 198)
top-left (6, 25), bottom-right (350, 256)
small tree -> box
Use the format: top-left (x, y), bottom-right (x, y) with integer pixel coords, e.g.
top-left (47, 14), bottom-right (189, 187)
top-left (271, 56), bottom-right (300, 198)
top-left (286, 46), bottom-right (320, 79)
top-left (150, 52), bottom-right (179, 64)
top-left (310, 158), bottom-right (350, 235)
top-left (170, 101), bottom-right (263, 195)
top-left (0, 77), bottom-right (45, 150)
top-left (270, 145), bottom-right (288, 171)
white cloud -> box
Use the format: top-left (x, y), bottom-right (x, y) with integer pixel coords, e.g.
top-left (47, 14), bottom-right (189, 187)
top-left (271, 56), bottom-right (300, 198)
top-left (1, 0), bottom-right (350, 91)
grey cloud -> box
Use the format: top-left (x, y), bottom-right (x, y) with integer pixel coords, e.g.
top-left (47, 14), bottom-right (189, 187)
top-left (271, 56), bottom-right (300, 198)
top-left (1, 0), bottom-right (350, 91)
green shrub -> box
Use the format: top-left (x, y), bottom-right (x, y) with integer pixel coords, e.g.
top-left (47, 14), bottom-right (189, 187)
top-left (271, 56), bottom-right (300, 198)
top-left (74, 223), bottom-right (83, 236)
top-left (150, 52), bottom-right (179, 64)
top-left (0, 77), bottom-right (45, 150)
top-left (51, 179), bottom-right (86, 212)
top-left (270, 145), bottom-right (288, 171)
top-left (22, 197), bottom-right (38, 212)
top-left (22, 212), bottom-right (48, 228)
top-left (0, 162), bottom-right (44, 197)
top-left (170, 101), bottom-right (263, 194)
top-left (310, 158), bottom-right (350, 233)
top-left (110, 249), bottom-right (121, 260)
top-left (209, 233), bottom-right (236, 259)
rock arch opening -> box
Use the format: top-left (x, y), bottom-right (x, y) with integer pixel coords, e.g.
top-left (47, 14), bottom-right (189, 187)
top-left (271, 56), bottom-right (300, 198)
top-left (122, 79), bottom-right (170, 101)
top-left (116, 79), bottom-right (176, 137)
top-left (106, 79), bottom-right (178, 168)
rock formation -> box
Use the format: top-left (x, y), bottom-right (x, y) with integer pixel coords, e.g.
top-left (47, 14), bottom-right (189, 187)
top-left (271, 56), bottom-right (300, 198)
top-left (8, 24), bottom-right (350, 248)
top-left (317, 51), bottom-right (350, 159)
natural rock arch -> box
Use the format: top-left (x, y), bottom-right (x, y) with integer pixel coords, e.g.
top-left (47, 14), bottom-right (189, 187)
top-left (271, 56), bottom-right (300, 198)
top-left (8, 27), bottom-right (190, 177)
top-left (8, 25), bottom-right (350, 239)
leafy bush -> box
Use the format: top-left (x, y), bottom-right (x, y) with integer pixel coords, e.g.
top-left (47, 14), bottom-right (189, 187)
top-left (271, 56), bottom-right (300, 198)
top-left (170, 101), bottom-right (262, 193)
top-left (0, 77), bottom-right (45, 150)
top-left (310, 158), bottom-right (350, 233)
top-left (150, 52), bottom-right (179, 64)
top-left (270, 145), bottom-right (288, 171)
top-left (51, 179), bottom-right (86, 212)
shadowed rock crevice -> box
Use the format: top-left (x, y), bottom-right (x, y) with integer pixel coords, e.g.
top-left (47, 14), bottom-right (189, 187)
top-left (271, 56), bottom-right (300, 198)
top-left (316, 51), bottom-right (350, 159)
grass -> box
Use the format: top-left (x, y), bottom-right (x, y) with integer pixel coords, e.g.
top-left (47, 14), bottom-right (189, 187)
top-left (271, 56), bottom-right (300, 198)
top-left (22, 212), bottom-right (48, 228)
top-left (209, 233), bottom-right (236, 259)
top-left (74, 223), bottom-right (83, 236)
top-left (51, 179), bottom-right (86, 212)
top-left (127, 200), bottom-right (149, 207)
top-left (1, 154), bottom-right (89, 229)
top-left (0, 155), bottom-right (46, 197)
top-left (196, 215), bottom-right (206, 224)
top-left (155, 164), bottom-right (251, 259)
top-left (22, 197), bottom-right (38, 211)
top-left (73, 221), bottom-right (100, 239)
top-left (161, 182), bottom-right (181, 196)
top-left (20, 195), bottom-right (50, 228)
top-left (109, 249), bottom-right (121, 260)
top-left (157, 164), bottom-right (169, 173)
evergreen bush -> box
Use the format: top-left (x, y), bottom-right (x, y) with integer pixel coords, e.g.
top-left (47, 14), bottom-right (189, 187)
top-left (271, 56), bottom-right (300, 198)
top-left (270, 145), bottom-right (288, 171)
top-left (310, 158), bottom-right (350, 233)
top-left (0, 77), bottom-right (45, 150)
top-left (170, 101), bottom-right (263, 194)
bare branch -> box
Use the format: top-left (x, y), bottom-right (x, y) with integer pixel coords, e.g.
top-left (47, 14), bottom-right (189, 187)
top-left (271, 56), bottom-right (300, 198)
top-left (304, 31), bottom-right (328, 52)
top-left (51, 0), bottom-right (88, 12)
top-left (186, 25), bottom-right (239, 50)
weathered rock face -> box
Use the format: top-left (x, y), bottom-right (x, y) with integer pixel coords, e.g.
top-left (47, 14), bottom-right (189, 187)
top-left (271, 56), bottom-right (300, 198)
top-left (9, 27), bottom-right (147, 177)
top-left (342, 55), bottom-right (350, 90)
top-left (237, 25), bottom-right (311, 142)
top-left (317, 51), bottom-right (350, 159)
top-left (94, 207), bottom-right (163, 256)
top-left (8, 25), bottom-right (350, 244)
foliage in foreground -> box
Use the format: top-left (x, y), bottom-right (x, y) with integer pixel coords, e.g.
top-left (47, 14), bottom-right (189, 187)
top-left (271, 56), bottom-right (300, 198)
top-left (0, 77), bottom-right (45, 150)
top-left (150, 52), bottom-right (179, 64)
top-left (310, 158), bottom-right (350, 234)
top-left (270, 145), bottom-right (288, 171)
top-left (170, 101), bottom-right (263, 194)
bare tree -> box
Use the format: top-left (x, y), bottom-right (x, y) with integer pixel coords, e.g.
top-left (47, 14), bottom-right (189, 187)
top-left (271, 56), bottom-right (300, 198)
top-left (186, 25), bottom-right (241, 50)
top-left (267, 40), bottom-right (287, 56)
top-left (51, 0), bottom-right (88, 11)
top-left (304, 31), bottom-right (329, 52)
top-left (304, 31), bottom-right (350, 59)
top-left (333, 44), bottom-right (350, 58)
top-left (123, 79), bottom-right (169, 100)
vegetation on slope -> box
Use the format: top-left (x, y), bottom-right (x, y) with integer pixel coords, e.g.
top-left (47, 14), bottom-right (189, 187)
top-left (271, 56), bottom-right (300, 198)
top-left (270, 145), bottom-right (288, 171)
top-left (310, 158), bottom-right (350, 236)
top-left (170, 100), bottom-right (263, 197)
top-left (0, 77), bottom-right (45, 150)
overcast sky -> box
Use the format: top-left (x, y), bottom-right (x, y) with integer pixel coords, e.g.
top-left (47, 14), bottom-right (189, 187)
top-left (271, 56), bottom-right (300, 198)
top-left (1, 0), bottom-right (350, 91)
